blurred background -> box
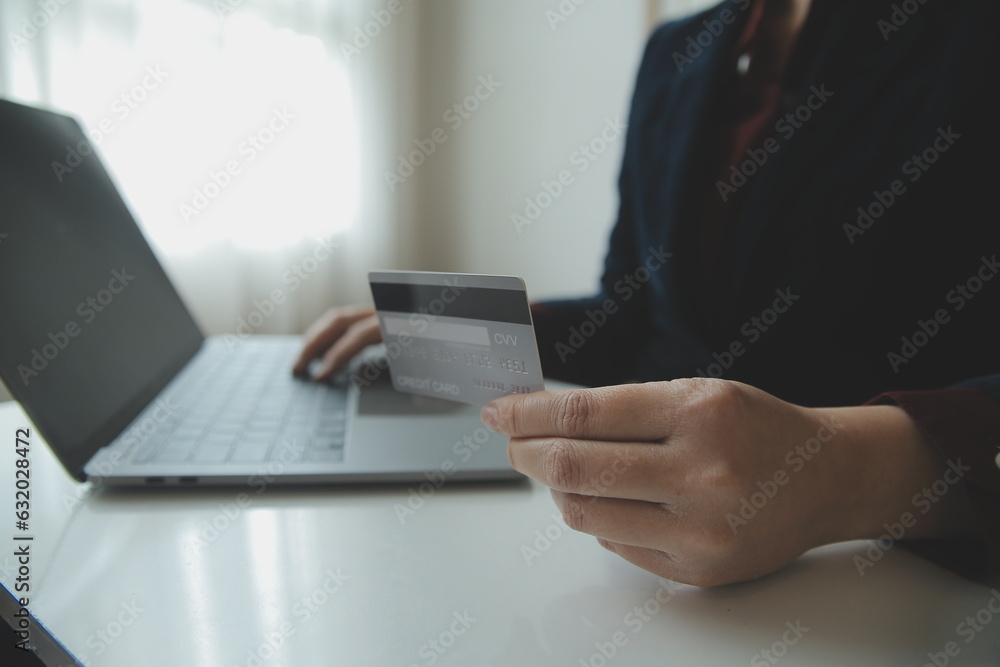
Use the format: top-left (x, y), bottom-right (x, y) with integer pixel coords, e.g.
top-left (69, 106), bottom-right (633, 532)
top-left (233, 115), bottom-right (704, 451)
top-left (0, 0), bottom-right (714, 403)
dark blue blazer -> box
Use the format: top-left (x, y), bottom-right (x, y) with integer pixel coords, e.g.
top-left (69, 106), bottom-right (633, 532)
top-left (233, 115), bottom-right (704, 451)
top-left (534, 0), bottom-right (1000, 408)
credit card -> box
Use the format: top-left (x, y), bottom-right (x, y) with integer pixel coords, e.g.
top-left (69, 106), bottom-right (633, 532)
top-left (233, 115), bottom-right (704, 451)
top-left (369, 271), bottom-right (545, 405)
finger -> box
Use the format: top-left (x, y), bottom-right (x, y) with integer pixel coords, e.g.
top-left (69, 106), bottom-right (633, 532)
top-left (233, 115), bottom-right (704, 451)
top-left (292, 308), bottom-right (374, 375)
top-left (596, 539), bottom-right (684, 583)
top-left (551, 490), bottom-right (683, 546)
top-left (293, 308), bottom-right (370, 374)
top-left (508, 436), bottom-right (673, 501)
top-left (314, 315), bottom-right (382, 380)
top-left (596, 539), bottom-right (741, 588)
top-left (484, 383), bottom-right (677, 441)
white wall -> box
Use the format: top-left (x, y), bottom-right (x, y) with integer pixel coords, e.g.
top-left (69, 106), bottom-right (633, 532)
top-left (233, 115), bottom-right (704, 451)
top-left (402, 0), bottom-right (651, 301)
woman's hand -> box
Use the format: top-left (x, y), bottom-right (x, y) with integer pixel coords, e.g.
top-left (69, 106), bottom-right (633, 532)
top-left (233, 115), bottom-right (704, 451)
top-left (292, 306), bottom-right (381, 380)
top-left (481, 378), bottom-right (975, 586)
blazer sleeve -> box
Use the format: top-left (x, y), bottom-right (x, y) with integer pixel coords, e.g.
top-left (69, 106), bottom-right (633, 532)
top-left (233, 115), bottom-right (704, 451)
top-left (868, 376), bottom-right (1000, 584)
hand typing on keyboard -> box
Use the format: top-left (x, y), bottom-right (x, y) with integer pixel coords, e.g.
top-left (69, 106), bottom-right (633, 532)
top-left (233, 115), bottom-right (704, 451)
top-left (129, 339), bottom-right (350, 466)
top-left (292, 306), bottom-right (381, 381)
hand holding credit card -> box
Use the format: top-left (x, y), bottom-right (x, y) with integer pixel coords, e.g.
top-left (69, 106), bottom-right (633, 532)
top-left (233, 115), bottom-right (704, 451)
top-left (369, 271), bottom-right (545, 405)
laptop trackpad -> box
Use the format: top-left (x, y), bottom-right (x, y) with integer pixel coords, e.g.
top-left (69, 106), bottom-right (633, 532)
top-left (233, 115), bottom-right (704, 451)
top-left (357, 382), bottom-right (469, 416)
top-left (346, 373), bottom-right (509, 473)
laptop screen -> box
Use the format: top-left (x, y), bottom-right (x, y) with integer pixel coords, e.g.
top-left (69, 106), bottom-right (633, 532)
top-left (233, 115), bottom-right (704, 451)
top-left (0, 99), bottom-right (204, 480)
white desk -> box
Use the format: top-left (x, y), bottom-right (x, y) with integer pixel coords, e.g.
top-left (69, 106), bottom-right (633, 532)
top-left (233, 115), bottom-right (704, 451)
top-left (1, 399), bottom-right (998, 666)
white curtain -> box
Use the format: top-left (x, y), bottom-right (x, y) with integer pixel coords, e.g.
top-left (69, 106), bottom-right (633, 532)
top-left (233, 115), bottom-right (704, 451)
top-left (0, 0), bottom-right (409, 340)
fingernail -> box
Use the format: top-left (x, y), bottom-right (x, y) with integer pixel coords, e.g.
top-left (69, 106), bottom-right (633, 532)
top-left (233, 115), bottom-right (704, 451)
top-left (480, 404), bottom-right (499, 432)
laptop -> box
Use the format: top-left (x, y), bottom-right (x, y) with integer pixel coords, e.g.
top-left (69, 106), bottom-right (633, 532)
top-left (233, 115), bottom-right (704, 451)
top-left (0, 98), bottom-right (519, 486)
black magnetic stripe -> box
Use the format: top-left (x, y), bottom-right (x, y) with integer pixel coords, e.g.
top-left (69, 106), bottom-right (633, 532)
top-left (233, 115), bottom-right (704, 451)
top-left (370, 283), bottom-right (531, 325)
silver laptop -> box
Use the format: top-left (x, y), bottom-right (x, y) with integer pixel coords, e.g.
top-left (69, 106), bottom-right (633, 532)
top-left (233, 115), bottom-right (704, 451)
top-left (0, 98), bottom-right (518, 486)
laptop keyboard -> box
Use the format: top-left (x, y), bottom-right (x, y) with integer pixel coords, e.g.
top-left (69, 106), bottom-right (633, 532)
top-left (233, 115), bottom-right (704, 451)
top-left (122, 339), bottom-right (347, 466)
